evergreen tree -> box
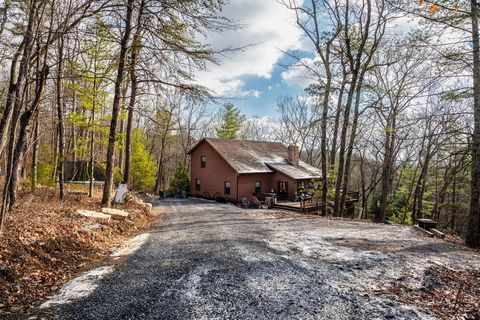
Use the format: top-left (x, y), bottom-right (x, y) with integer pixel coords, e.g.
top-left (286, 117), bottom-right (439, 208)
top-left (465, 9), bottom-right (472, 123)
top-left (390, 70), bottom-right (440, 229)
top-left (170, 163), bottom-right (190, 193)
top-left (216, 103), bottom-right (245, 139)
top-left (130, 129), bottom-right (157, 191)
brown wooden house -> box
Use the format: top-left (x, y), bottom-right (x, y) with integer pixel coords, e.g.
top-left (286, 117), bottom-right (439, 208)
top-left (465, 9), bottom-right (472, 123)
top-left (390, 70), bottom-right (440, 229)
top-left (188, 138), bottom-right (322, 202)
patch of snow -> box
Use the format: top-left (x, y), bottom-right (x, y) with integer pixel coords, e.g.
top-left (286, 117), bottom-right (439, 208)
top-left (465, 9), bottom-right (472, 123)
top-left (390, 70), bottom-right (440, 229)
top-left (111, 233), bottom-right (150, 257)
top-left (40, 266), bottom-right (114, 308)
top-left (184, 265), bottom-right (212, 300)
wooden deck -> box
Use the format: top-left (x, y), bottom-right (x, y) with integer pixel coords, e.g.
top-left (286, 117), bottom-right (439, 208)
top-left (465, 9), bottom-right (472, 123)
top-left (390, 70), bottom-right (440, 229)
top-left (273, 200), bottom-right (321, 213)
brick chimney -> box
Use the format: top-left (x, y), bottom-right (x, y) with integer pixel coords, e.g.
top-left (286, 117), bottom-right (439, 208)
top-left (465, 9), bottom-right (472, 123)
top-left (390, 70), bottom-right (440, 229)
top-left (287, 145), bottom-right (299, 166)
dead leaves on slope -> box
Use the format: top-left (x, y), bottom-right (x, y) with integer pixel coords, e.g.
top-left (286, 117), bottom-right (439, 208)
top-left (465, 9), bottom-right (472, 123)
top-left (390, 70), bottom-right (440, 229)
top-left (387, 264), bottom-right (480, 320)
top-left (0, 189), bottom-right (160, 316)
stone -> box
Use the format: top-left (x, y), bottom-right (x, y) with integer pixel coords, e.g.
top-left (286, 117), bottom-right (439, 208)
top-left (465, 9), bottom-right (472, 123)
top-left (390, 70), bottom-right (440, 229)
top-left (77, 210), bottom-right (111, 224)
top-left (101, 208), bottom-right (129, 221)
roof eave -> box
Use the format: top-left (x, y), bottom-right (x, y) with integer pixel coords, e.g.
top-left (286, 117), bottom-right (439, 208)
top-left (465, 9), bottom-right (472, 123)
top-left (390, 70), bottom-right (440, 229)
top-left (187, 138), bottom-right (206, 155)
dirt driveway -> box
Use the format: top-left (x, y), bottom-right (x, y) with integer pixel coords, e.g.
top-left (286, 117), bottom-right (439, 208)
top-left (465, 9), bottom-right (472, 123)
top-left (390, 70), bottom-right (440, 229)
top-left (52, 198), bottom-right (480, 319)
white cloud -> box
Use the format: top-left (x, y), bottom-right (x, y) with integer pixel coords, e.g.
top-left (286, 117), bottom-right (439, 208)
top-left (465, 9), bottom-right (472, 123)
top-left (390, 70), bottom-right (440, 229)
top-left (196, 0), bottom-right (304, 97)
top-left (281, 56), bottom-right (321, 88)
top-left (240, 89), bottom-right (262, 98)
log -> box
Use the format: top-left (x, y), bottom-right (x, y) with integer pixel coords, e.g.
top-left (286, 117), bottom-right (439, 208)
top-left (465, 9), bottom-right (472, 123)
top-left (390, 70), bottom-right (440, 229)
top-left (413, 225), bottom-right (434, 238)
top-left (430, 228), bottom-right (446, 239)
top-left (77, 210), bottom-right (111, 223)
top-left (101, 208), bottom-right (129, 221)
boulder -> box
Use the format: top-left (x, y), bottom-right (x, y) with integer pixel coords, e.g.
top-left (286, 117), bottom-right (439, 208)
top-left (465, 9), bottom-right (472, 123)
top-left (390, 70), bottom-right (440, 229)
top-left (101, 208), bottom-right (129, 221)
top-left (77, 210), bottom-right (111, 224)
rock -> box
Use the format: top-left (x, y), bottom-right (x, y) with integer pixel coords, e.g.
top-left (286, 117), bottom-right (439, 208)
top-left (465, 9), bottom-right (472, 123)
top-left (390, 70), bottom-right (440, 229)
top-left (77, 210), bottom-right (111, 224)
top-left (101, 208), bottom-right (129, 221)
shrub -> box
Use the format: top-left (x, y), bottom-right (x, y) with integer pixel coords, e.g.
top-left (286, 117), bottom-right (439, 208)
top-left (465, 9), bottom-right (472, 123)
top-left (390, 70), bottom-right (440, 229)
top-left (36, 163), bottom-right (55, 187)
top-left (215, 196), bottom-right (226, 203)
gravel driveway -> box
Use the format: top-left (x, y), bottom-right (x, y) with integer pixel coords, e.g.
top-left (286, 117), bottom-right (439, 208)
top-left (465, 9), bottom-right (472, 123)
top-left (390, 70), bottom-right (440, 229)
top-left (52, 198), bottom-right (480, 320)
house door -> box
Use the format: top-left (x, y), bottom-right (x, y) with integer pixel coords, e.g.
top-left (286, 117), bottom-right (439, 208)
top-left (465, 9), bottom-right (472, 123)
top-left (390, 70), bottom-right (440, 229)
top-left (278, 181), bottom-right (288, 200)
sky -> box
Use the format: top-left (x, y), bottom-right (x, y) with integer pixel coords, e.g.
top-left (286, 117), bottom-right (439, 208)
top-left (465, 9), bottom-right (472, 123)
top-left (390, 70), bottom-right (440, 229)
top-left (196, 0), bottom-right (314, 119)
top-left (195, 0), bottom-right (423, 120)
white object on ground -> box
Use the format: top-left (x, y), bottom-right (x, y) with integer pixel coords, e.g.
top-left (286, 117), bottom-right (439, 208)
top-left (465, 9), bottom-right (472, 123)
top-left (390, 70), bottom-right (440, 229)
top-left (77, 210), bottom-right (111, 223)
top-left (111, 233), bottom-right (150, 257)
top-left (101, 207), bottom-right (129, 221)
top-left (114, 184), bottom-right (128, 204)
top-left (40, 266), bottom-right (114, 308)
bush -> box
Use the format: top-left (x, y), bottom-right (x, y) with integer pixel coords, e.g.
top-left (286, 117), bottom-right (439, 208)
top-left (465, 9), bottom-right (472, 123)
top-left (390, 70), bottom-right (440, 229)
top-left (215, 196), bottom-right (226, 203)
top-left (227, 198), bottom-right (238, 205)
top-left (36, 163), bottom-right (55, 187)
top-left (391, 211), bottom-right (413, 225)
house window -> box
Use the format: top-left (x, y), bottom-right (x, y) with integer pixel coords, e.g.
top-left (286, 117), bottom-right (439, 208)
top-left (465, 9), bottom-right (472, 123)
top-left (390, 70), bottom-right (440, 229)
top-left (195, 178), bottom-right (201, 191)
top-left (224, 181), bottom-right (231, 195)
top-left (255, 181), bottom-right (262, 193)
top-left (200, 155), bottom-right (206, 168)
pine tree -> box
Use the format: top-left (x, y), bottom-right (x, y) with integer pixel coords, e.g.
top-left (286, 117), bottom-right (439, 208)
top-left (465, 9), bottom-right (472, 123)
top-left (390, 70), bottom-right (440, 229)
top-left (130, 129), bottom-right (157, 191)
top-left (170, 163), bottom-right (190, 193)
top-left (216, 103), bottom-right (245, 140)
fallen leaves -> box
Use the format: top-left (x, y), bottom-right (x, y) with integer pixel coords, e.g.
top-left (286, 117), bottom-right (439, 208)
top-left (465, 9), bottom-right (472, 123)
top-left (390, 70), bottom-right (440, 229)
top-left (386, 264), bottom-right (480, 320)
top-left (0, 188), bottom-right (160, 316)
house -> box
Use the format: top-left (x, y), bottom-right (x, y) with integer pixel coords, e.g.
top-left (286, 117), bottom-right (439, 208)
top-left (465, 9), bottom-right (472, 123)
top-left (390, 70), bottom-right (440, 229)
top-left (187, 138), bottom-right (323, 202)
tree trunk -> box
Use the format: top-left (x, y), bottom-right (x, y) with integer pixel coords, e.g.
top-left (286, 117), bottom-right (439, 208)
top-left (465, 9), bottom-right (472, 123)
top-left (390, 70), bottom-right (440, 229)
top-left (1, 64), bottom-right (49, 229)
top-left (56, 37), bottom-right (65, 200)
top-left (412, 152), bottom-right (431, 222)
top-left (467, 0), bottom-right (480, 248)
top-left (102, 0), bottom-right (134, 206)
top-left (377, 113), bottom-right (397, 222)
top-left (319, 55), bottom-right (332, 215)
top-left (0, 0), bottom-right (38, 232)
top-left (124, 0), bottom-right (145, 184)
top-left (333, 72), bottom-right (358, 215)
top-left (329, 72), bottom-right (347, 166)
top-left (154, 135), bottom-right (168, 194)
top-left (339, 77), bottom-right (365, 216)
top-left (0, 45), bottom-right (23, 156)
top-left (88, 97), bottom-right (95, 197)
top-left (31, 114), bottom-right (39, 192)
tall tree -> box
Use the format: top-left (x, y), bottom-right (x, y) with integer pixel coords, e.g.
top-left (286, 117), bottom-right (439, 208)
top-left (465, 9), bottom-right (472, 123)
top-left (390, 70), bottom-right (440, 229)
top-left (123, 0), bottom-right (146, 185)
top-left (285, 0), bottom-right (341, 216)
top-left (102, 0), bottom-right (135, 206)
top-left (467, 0), bottom-right (480, 247)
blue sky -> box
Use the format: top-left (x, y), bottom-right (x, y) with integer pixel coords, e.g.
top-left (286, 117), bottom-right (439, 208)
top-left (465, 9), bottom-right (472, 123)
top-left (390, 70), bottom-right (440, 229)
top-left (216, 54), bottom-right (309, 118)
top-left (196, 0), bottom-right (315, 119)
top-left (196, 0), bottom-right (420, 119)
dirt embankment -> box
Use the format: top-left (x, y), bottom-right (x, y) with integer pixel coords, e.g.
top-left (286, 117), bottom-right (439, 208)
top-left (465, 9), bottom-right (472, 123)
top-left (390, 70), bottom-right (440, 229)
top-left (0, 188), bottom-right (161, 316)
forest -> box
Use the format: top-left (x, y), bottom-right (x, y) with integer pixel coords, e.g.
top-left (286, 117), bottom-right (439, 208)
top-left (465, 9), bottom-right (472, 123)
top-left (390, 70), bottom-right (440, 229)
top-left (0, 0), bottom-right (479, 249)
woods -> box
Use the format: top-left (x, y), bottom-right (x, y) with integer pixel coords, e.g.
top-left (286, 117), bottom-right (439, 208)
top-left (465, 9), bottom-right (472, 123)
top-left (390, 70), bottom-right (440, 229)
top-left (0, 0), bottom-right (479, 249)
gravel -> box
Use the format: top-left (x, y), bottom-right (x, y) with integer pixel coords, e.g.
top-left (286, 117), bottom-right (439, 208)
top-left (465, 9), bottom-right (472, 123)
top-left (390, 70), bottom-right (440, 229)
top-left (44, 198), bottom-right (480, 319)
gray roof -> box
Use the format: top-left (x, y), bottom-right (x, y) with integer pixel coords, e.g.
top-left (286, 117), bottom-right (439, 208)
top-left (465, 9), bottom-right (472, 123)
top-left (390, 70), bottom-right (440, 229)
top-left (189, 138), bottom-right (322, 179)
top-left (266, 161), bottom-right (322, 180)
